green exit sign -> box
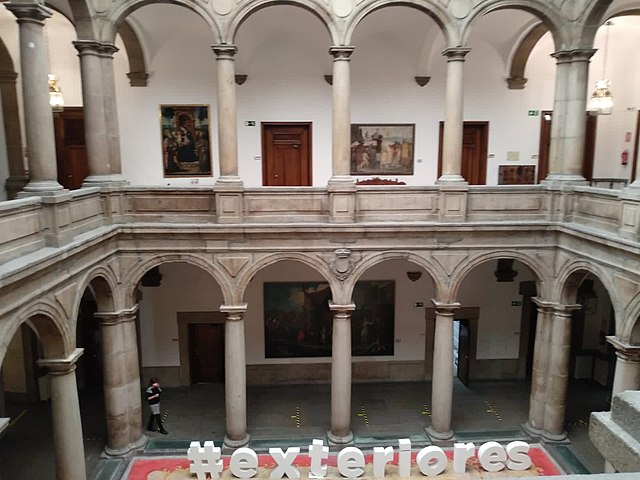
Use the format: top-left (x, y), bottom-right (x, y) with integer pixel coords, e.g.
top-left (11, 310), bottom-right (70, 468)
top-left (245, 121), bottom-right (256, 127)
top-left (528, 110), bottom-right (539, 117)
top-left (512, 301), bottom-right (522, 306)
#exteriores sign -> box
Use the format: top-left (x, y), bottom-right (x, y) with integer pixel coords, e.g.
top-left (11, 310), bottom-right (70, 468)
top-left (187, 438), bottom-right (532, 479)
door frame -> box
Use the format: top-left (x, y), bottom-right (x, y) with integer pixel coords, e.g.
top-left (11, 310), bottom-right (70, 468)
top-left (261, 122), bottom-right (312, 186)
top-left (437, 121), bottom-right (489, 184)
top-left (632, 110), bottom-right (639, 183)
top-left (177, 311), bottom-right (226, 386)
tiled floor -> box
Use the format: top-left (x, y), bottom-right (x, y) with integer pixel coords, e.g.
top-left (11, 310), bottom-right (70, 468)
top-left (0, 379), bottom-right (611, 479)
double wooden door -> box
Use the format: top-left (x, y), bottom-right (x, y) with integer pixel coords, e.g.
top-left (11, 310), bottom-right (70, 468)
top-left (262, 123), bottom-right (312, 186)
top-left (189, 323), bottom-right (224, 383)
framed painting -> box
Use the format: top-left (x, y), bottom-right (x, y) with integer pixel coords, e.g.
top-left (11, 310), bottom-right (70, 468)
top-left (264, 281), bottom-right (395, 358)
top-left (350, 124), bottom-right (415, 175)
top-left (160, 105), bottom-right (212, 177)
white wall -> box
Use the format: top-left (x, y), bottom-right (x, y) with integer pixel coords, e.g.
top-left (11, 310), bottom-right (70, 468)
top-left (1, 6), bottom-right (639, 193)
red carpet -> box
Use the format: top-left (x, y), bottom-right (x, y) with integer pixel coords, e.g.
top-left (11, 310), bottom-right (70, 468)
top-left (126, 446), bottom-right (560, 479)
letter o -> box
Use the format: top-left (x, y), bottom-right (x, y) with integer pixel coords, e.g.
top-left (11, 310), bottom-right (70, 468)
top-left (416, 446), bottom-right (447, 476)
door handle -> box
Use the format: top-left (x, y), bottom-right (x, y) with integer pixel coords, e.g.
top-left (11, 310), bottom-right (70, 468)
top-left (293, 145), bottom-right (299, 149)
top-left (274, 174), bottom-right (279, 179)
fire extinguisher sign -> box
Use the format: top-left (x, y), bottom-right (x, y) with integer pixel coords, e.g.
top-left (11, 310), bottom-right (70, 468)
top-left (622, 149), bottom-right (629, 165)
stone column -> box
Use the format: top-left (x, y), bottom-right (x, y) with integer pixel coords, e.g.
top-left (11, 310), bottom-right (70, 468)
top-left (543, 303), bottom-right (580, 440)
top-left (5, 2), bottom-right (63, 193)
top-left (95, 307), bottom-right (146, 455)
top-left (607, 337), bottom-right (640, 395)
top-left (437, 48), bottom-right (470, 184)
top-left (99, 43), bottom-right (125, 182)
top-left (545, 50), bottom-right (595, 184)
top-left (525, 298), bottom-right (553, 434)
top-left (427, 301), bottom-right (460, 440)
top-left (73, 41), bottom-right (111, 184)
top-left (38, 349), bottom-right (86, 480)
top-left (328, 302), bottom-right (355, 444)
top-left (328, 47), bottom-right (356, 223)
top-left (0, 71), bottom-right (27, 198)
top-left (220, 304), bottom-right (250, 449)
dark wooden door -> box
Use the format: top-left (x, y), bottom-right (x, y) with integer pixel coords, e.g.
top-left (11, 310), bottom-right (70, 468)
top-left (438, 121), bottom-right (488, 185)
top-left (457, 319), bottom-right (471, 386)
top-left (262, 123), bottom-right (311, 186)
top-left (538, 111), bottom-right (597, 183)
top-left (54, 107), bottom-right (88, 189)
top-left (189, 324), bottom-right (224, 383)
top-left (632, 111), bottom-right (639, 183)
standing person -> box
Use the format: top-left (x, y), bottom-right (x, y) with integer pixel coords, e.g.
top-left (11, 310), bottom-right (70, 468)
top-left (146, 377), bottom-right (168, 434)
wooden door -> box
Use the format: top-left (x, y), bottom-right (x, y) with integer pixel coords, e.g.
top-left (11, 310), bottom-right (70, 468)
top-left (457, 319), bottom-right (471, 386)
top-left (632, 111), bottom-right (639, 183)
top-left (189, 324), bottom-right (224, 383)
top-left (262, 123), bottom-right (311, 186)
top-left (438, 121), bottom-right (488, 185)
top-left (537, 111), bottom-right (597, 183)
top-left (54, 107), bottom-right (88, 189)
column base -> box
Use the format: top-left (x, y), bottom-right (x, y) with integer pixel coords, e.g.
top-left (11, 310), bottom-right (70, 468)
top-left (436, 174), bottom-right (467, 185)
top-left (223, 433), bottom-right (250, 452)
top-left (214, 177), bottom-right (244, 223)
top-left (621, 181), bottom-right (640, 200)
top-left (522, 421), bottom-right (544, 438)
top-left (215, 176), bottom-right (244, 188)
top-left (426, 426), bottom-right (454, 442)
top-left (327, 430), bottom-right (354, 446)
top-left (541, 174), bottom-right (588, 187)
top-left (541, 429), bottom-right (568, 442)
top-left (82, 174), bottom-right (127, 187)
top-left (327, 176), bottom-right (356, 224)
top-left (104, 434), bottom-right (148, 457)
top-left (19, 180), bottom-right (65, 195)
top-left (5, 174), bottom-right (29, 199)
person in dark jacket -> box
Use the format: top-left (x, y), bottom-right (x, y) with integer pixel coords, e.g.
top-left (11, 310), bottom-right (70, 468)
top-left (146, 377), bottom-right (168, 434)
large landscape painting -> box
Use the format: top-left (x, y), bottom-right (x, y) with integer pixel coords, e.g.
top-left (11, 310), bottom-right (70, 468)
top-left (264, 281), bottom-right (395, 358)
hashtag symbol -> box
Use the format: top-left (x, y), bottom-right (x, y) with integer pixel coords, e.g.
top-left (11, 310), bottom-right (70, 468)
top-left (188, 441), bottom-right (223, 480)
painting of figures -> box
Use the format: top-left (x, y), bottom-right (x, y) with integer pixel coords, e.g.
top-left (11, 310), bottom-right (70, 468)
top-left (160, 105), bottom-right (212, 177)
top-left (350, 124), bottom-right (415, 175)
top-left (264, 281), bottom-right (395, 358)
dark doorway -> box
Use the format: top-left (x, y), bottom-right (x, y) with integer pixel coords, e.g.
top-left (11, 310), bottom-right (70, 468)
top-left (455, 319), bottom-right (471, 386)
top-left (438, 121), bottom-right (489, 185)
top-left (54, 107), bottom-right (88, 189)
top-left (537, 111), bottom-right (597, 183)
top-left (189, 324), bottom-right (224, 383)
top-left (262, 122), bottom-right (312, 186)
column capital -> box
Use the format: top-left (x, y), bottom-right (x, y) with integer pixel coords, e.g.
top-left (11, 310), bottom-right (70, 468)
top-left (5, 2), bottom-right (52, 23)
top-left (99, 42), bottom-right (119, 58)
top-left (532, 297), bottom-right (556, 311)
top-left (431, 300), bottom-right (461, 314)
top-left (94, 306), bottom-right (139, 326)
top-left (328, 301), bottom-right (356, 314)
top-left (220, 303), bottom-right (247, 320)
top-left (329, 46), bottom-right (355, 61)
top-left (73, 40), bottom-right (103, 56)
top-left (551, 303), bottom-right (582, 316)
top-left (212, 44), bottom-right (238, 59)
top-left (607, 336), bottom-right (640, 362)
top-left (442, 47), bottom-right (471, 61)
top-left (38, 348), bottom-right (84, 375)
top-left (551, 49), bottom-right (597, 63)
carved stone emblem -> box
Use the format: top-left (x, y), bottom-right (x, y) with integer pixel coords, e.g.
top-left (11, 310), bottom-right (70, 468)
top-left (331, 248), bottom-right (354, 281)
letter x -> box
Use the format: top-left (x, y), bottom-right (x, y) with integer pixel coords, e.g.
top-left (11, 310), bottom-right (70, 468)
top-left (269, 447), bottom-right (301, 480)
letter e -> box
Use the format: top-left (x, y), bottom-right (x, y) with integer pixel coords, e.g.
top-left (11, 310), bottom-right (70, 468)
top-left (231, 448), bottom-right (258, 478)
top-left (337, 447), bottom-right (365, 478)
top-left (478, 442), bottom-right (506, 472)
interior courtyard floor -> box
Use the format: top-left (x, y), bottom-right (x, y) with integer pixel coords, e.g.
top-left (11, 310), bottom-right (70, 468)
top-left (0, 379), bottom-right (613, 479)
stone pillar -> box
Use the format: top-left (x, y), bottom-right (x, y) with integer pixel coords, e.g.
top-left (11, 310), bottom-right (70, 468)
top-left (543, 303), bottom-right (580, 440)
top-left (73, 41), bottom-right (110, 184)
top-left (427, 300), bottom-right (460, 440)
top-left (545, 50), bottom-right (595, 184)
top-left (437, 48), bottom-right (470, 184)
top-left (99, 43), bottom-right (124, 181)
top-left (220, 304), bottom-right (250, 450)
top-left (525, 298), bottom-right (553, 434)
top-left (0, 70), bottom-right (27, 198)
top-left (38, 349), bottom-right (86, 480)
top-left (328, 302), bottom-right (355, 445)
top-left (607, 337), bottom-right (640, 395)
top-left (5, 2), bottom-right (63, 194)
top-left (95, 307), bottom-right (146, 455)
top-left (328, 46), bottom-right (356, 223)
top-left (212, 45), bottom-right (243, 223)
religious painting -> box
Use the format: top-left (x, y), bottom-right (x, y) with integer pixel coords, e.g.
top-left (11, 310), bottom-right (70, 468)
top-left (160, 105), bottom-right (212, 177)
top-left (264, 281), bottom-right (395, 358)
top-left (350, 124), bottom-right (415, 175)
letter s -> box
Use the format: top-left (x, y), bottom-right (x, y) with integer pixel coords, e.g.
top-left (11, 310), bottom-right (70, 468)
top-left (506, 441), bottom-right (532, 471)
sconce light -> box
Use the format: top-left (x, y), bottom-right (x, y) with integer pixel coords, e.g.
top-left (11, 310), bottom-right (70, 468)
top-left (48, 74), bottom-right (64, 112)
top-left (406, 271), bottom-right (422, 282)
top-left (587, 21), bottom-right (614, 115)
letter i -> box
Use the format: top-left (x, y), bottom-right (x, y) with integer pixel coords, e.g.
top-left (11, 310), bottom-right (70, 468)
top-left (398, 438), bottom-right (411, 477)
